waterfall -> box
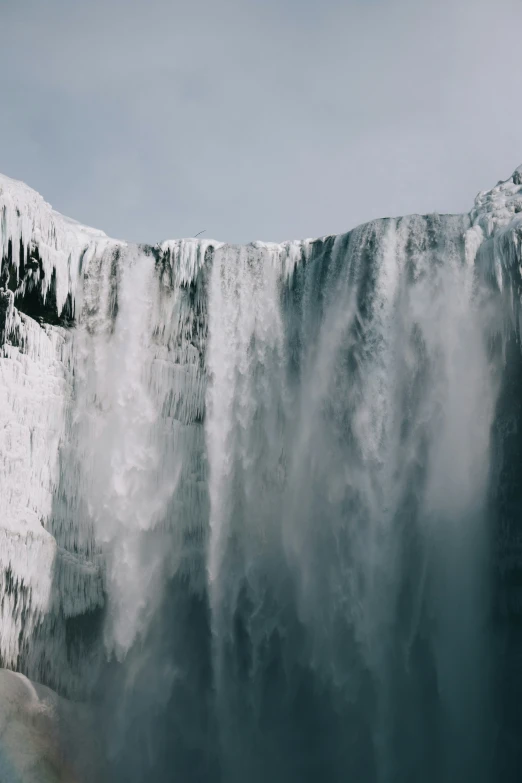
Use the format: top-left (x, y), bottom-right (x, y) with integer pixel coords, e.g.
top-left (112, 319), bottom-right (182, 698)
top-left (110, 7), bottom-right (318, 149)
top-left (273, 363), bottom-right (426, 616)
top-left (1, 169), bottom-right (522, 781)
top-left (205, 217), bottom-right (500, 783)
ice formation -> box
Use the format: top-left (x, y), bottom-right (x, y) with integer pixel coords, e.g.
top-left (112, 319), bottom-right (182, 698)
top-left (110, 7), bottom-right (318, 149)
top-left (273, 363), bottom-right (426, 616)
top-left (2, 166), bottom-right (522, 780)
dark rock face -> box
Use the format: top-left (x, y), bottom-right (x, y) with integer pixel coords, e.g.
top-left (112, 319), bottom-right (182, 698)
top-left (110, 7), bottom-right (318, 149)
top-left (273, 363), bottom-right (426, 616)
top-left (0, 289), bottom-right (12, 344)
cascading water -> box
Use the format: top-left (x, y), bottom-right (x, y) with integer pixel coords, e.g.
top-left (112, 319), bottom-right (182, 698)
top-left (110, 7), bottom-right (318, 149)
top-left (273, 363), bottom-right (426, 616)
top-left (204, 217), bottom-right (501, 783)
top-left (1, 169), bottom-right (522, 782)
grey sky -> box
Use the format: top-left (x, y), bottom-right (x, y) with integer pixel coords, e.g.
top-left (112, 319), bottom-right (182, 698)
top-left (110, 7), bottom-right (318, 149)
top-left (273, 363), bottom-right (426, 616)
top-left (1, 0), bottom-right (522, 244)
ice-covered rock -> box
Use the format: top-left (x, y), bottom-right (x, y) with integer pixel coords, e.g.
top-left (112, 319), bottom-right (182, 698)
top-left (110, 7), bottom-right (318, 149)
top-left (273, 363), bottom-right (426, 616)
top-left (0, 668), bottom-right (102, 782)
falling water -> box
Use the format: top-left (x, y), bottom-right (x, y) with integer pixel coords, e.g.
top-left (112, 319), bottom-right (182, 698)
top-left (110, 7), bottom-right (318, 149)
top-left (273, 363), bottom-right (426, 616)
top-left (204, 216), bottom-right (501, 783)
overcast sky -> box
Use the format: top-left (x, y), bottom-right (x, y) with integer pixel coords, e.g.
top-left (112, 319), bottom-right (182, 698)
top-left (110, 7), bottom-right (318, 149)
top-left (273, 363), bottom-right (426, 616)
top-left (1, 0), bottom-right (522, 244)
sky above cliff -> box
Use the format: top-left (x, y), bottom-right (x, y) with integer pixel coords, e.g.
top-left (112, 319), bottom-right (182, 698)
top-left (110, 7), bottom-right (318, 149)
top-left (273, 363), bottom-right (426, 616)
top-left (1, 0), bottom-right (522, 244)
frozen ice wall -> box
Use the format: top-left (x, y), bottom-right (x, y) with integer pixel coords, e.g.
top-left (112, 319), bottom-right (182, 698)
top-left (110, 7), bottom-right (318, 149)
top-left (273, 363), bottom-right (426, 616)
top-left (0, 291), bottom-right (70, 684)
top-left (1, 168), bottom-right (522, 781)
top-left (0, 172), bottom-right (222, 695)
top-left (0, 174), bottom-right (119, 693)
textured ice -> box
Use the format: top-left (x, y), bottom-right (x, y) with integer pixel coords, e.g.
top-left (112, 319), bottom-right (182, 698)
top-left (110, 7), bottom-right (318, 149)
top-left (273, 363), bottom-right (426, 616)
top-left (471, 166), bottom-right (522, 238)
